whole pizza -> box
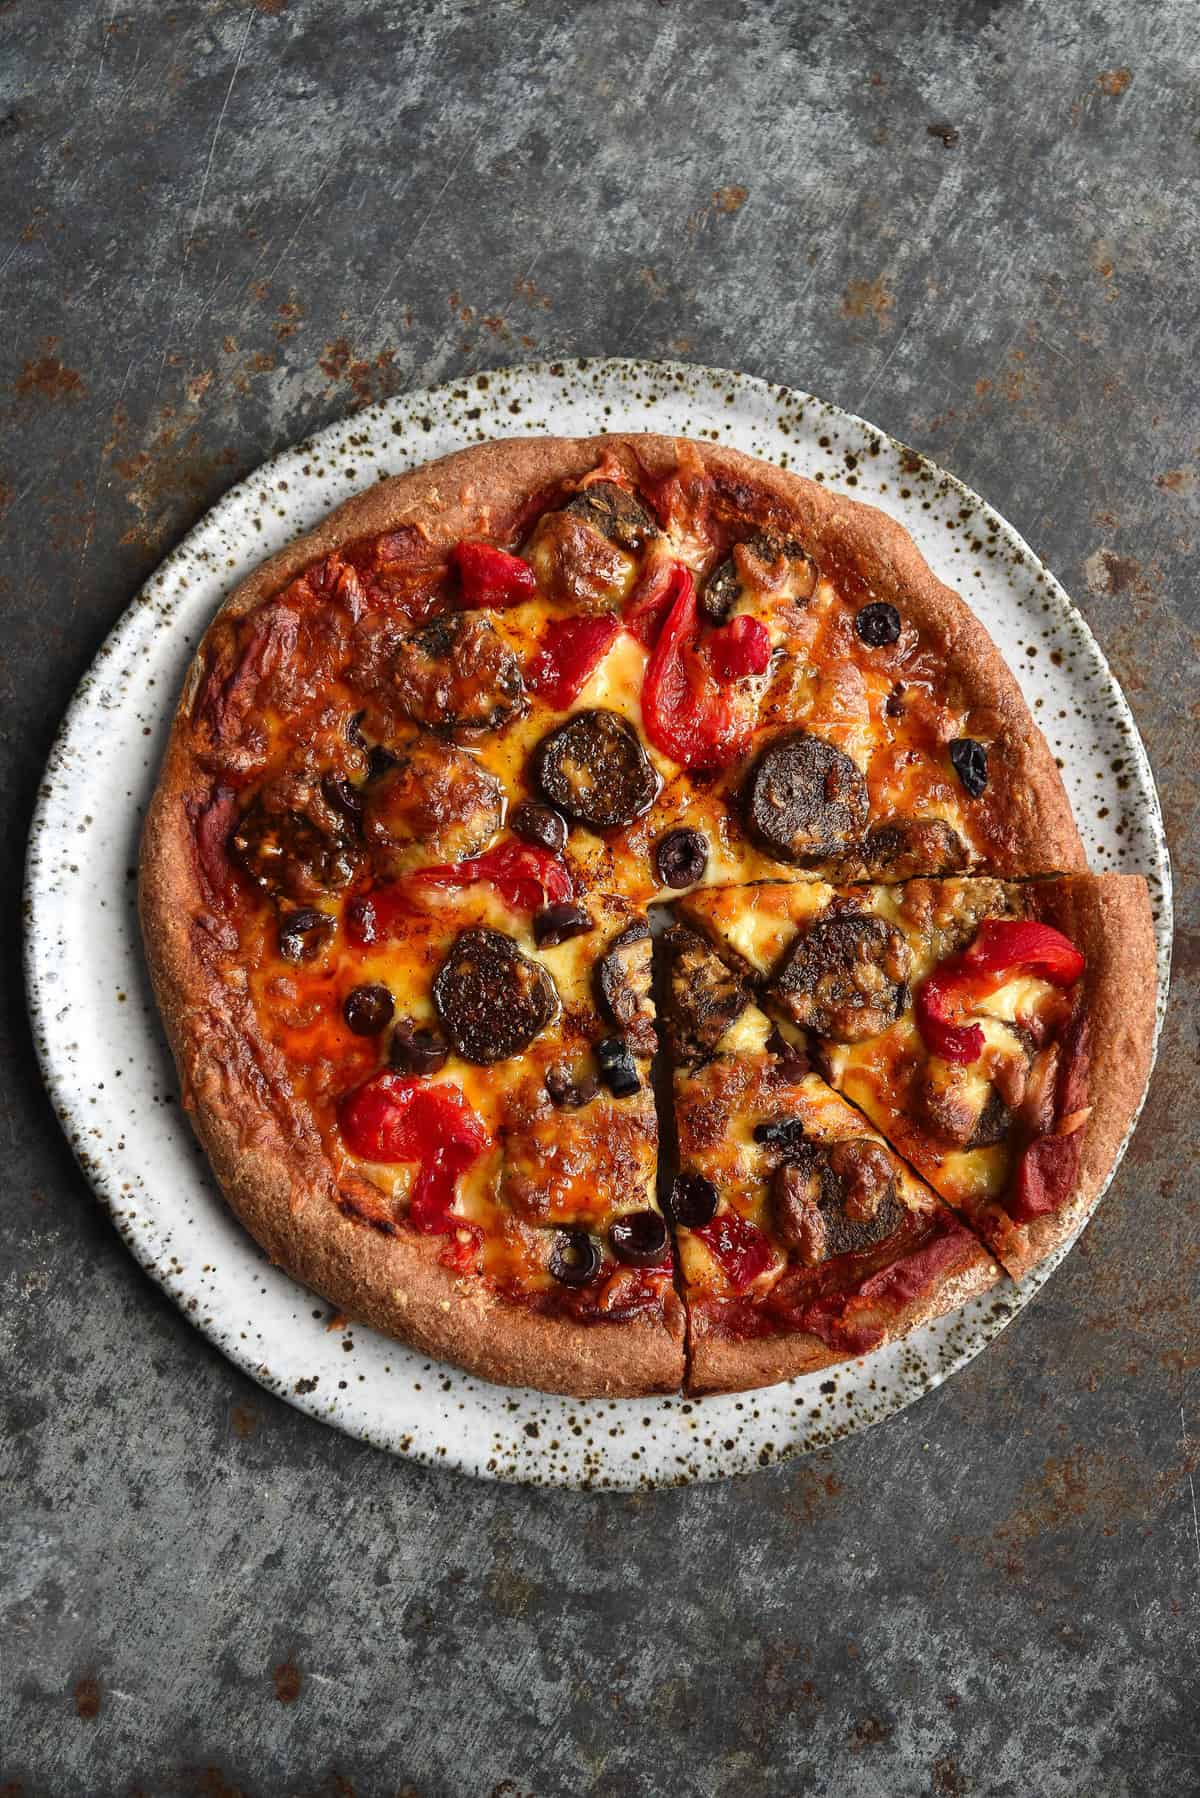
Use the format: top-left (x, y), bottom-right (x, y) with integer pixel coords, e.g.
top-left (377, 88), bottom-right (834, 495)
top-left (139, 433), bottom-right (1157, 1397)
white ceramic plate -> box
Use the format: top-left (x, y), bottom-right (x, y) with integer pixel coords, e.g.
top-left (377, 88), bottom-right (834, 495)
top-left (25, 359), bottom-right (1171, 1489)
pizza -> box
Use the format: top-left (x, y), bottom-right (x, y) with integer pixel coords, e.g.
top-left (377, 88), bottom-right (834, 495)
top-left (139, 431), bottom-right (1157, 1398)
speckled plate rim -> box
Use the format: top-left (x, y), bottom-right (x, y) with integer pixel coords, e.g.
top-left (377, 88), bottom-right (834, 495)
top-left (24, 357), bottom-right (1171, 1489)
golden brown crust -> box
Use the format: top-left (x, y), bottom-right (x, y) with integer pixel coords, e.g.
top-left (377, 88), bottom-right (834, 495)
top-left (140, 431), bottom-right (1117, 1399)
top-left (989, 872), bottom-right (1158, 1279)
top-left (686, 1239), bottom-right (1001, 1396)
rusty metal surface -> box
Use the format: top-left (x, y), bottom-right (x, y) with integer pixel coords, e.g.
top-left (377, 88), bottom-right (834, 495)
top-left (1, 2), bottom-right (1196, 1793)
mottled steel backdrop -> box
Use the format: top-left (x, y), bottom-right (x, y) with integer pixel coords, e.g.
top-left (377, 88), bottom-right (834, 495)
top-left (1, 3), bottom-right (1197, 1794)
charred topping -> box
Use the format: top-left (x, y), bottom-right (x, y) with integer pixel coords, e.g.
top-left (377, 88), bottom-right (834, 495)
top-left (510, 798), bottom-right (568, 855)
top-left (562, 480), bottom-right (659, 553)
top-left (532, 708), bottom-right (660, 830)
top-left (388, 1019), bottom-right (450, 1075)
top-left (549, 1229), bottom-right (603, 1287)
top-left (595, 1035), bottom-right (641, 1098)
top-left (742, 730), bottom-right (870, 864)
top-left (594, 921), bottom-right (655, 1057)
top-left (277, 907), bottom-right (335, 964)
top-left (770, 1138), bottom-right (902, 1264)
top-left (949, 736), bottom-right (989, 798)
top-left (831, 817), bottom-right (969, 883)
top-left (391, 611), bottom-right (525, 737)
top-left (700, 529), bottom-right (816, 624)
top-left (664, 923), bottom-right (752, 1069)
top-left (230, 788), bottom-right (362, 904)
top-left (432, 926), bottom-right (559, 1065)
top-left (360, 738), bottom-right (503, 879)
top-left (609, 1210), bottom-right (668, 1266)
top-left (770, 914), bottom-right (910, 1043)
top-left (666, 1172), bottom-right (719, 1228)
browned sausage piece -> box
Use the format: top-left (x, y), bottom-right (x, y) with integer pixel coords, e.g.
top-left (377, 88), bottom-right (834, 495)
top-left (664, 924), bottom-right (753, 1069)
top-left (770, 1138), bottom-right (903, 1264)
top-left (360, 739), bottom-right (503, 878)
top-left (561, 481), bottom-right (659, 553)
top-left (769, 914), bottom-right (909, 1043)
top-left (532, 709), bottom-right (660, 830)
top-left (433, 926), bottom-right (559, 1064)
top-left (391, 611), bottom-right (525, 737)
top-left (831, 817), bottom-right (969, 882)
top-left (742, 730), bottom-right (870, 863)
top-left (230, 777), bottom-right (363, 903)
top-left (701, 529), bottom-right (817, 625)
top-left (595, 921), bottom-right (655, 1057)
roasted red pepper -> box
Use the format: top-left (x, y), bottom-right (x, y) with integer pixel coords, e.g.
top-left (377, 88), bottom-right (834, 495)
top-left (623, 557), bottom-right (682, 646)
top-left (527, 614), bottom-right (621, 707)
top-left (412, 838), bottom-right (573, 912)
top-left (707, 613), bottom-right (771, 680)
top-left (916, 919), bottom-right (1086, 1065)
top-left (451, 540), bottom-right (538, 608)
top-left (694, 1212), bottom-right (776, 1292)
top-left (641, 564), bottom-right (754, 769)
top-left (337, 1072), bottom-right (490, 1233)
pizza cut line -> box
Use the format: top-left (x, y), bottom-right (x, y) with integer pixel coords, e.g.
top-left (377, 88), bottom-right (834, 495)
top-left (139, 433), bottom-right (1157, 1397)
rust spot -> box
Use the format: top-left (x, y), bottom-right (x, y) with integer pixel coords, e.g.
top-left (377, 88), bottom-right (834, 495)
top-left (186, 369), bottom-right (214, 404)
top-left (850, 1716), bottom-right (893, 1747)
top-left (318, 338), bottom-right (402, 409)
top-left (712, 183), bottom-right (749, 214)
top-left (932, 1758), bottom-right (969, 1796)
top-left (840, 275), bottom-right (894, 327)
top-left (926, 122), bottom-right (959, 147)
top-left (1084, 547), bottom-right (1141, 596)
top-left (0, 478), bottom-right (12, 515)
top-left (256, 0), bottom-right (287, 13)
top-left (1156, 466), bottom-right (1196, 496)
top-left (74, 1676), bottom-right (101, 1720)
top-left (273, 1660), bottom-right (301, 1703)
top-left (512, 276), bottom-right (552, 310)
top-left (1097, 67), bottom-right (1132, 96)
top-left (230, 1404), bottom-right (258, 1438)
top-left (15, 343), bottom-right (86, 403)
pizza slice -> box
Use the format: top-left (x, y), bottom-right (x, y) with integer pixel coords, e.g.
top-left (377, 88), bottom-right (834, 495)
top-left (661, 924), bottom-right (1001, 1394)
top-left (677, 873), bottom-right (1156, 1278)
top-left (164, 803), bottom-right (684, 1392)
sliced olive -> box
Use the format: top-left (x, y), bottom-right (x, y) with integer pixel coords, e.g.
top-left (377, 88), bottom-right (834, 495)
top-left (595, 1035), bottom-right (640, 1097)
top-left (533, 902), bottom-right (593, 948)
top-left (433, 926), bottom-right (559, 1064)
top-left (545, 1063), bottom-right (599, 1109)
top-left (742, 730), bottom-right (870, 864)
top-left (666, 1172), bottom-right (718, 1228)
top-left (654, 827), bottom-right (709, 889)
top-left (510, 799), bottom-right (568, 855)
top-left (770, 915), bottom-right (910, 1043)
top-left (532, 708), bottom-right (659, 830)
top-left (854, 601), bottom-right (901, 646)
top-left (609, 1210), bottom-right (669, 1266)
top-left (342, 984), bottom-right (394, 1036)
top-left (562, 481), bottom-right (659, 553)
top-left (277, 908), bottom-right (334, 963)
top-left (391, 611), bottom-right (525, 737)
top-left (366, 745), bottom-right (396, 781)
top-left (388, 1020), bottom-right (449, 1075)
top-left (753, 1117), bottom-right (810, 1156)
top-left (766, 1025), bottom-right (811, 1081)
top-left (360, 740), bottom-right (503, 879)
top-left (949, 737), bottom-right (989, 797)
top-left (664, 924), bottom-right (752, 1069)
top-left (549, 1229), bottom-right (603, 1287)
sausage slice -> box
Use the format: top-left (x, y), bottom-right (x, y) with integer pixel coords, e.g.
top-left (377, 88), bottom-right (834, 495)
top-left (532, 708), bottom-right (660, 830)
top-left (391, 611), bottom-right (525, 737)
top-left (769, 914), bottom-right (909, 1043)
top-left (230, 779), bottom-right (362, 903)
top-left (433, 926), bottom-right (559, 1064)
top-left (361, 739), bottom-right (503, 878)
top-left (742, 730), bottom-right (870, 863)
top-left (831, 817), bottom-right (969, 883)
top-left (664, 923), bottom-right (752, 1069)
top-left (770, 1137), bottom-right (903, 1264)
top-left (561, 481), bottom-right (659, 553)
top-left (595, 921), bottom-right (655, 1057)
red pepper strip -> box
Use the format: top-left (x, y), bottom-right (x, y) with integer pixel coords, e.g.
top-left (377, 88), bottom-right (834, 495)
top-left (707, 613), bottom-right (771, 680)
top-left (451, 540), bottom-right (538, 608)
top-left (411, 839), bottom-right (573, 912)
top-left (623, 557), bottom-right (684, 646)
top-left (337, 1073), bottom-right (491, 1234)
top-left (915, 918), bottom-right (1086, 1066)
top-left (693, 1212), bottom-right (776, 1293)
top-left (527, 614), bottom-right (621, 708)
top-left (641, 565), bottom-right (751, 769)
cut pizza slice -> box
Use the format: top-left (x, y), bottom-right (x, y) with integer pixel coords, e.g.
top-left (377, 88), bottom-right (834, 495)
top-left (216, 847), bottom-right (684, 1393)
top-left (677, 873), bottom-right (1157, 1279)
top-left (661, 924), bottom-right (1002, 1395)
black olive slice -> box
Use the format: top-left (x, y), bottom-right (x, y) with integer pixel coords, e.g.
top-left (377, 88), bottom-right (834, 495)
top-left (595, 1035), bottom-right (641, 1097)
top-left (949, 737), bottom-right (989, 797)
top-left (769, 915), bottom-right (910, 1043)
top-left (854, 602), bottom-right (901, 646)
top-left (742, 731), bottom-right (870, 864)
top-left (432, 926), bottom-right (559, 1065)
top-left (665, 1172), bottom-right (718, 1228)
top-left (510, 799), bottom-right (568, 855)
top-left (532, 708), bottom-right (659, 830)
top-left (609, 1210), bottom-right (669, 1266)
top-left (388, 1020), bottom-right (450, 1075)
top-left (753, 1117), bottom-right (810, 1156)
top-left (654, 827), bottom-right (709, 889)
top-left (321, 772), bottom-right (364, 825)
top-left (391, 611), bottom-right (525, 737)
top-left (562, 481), bottom-right (659, 553)
top-left (343, 984), bottom-right (394, 1036)
top-left (664, 924), bottom-right (752, 1069)
top-left (277, 908), bottom-right (335, 964)
top-left (549, 1229), bottom-right (603, 1287)
top-left (533, 902), bottom-right (593, 948)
